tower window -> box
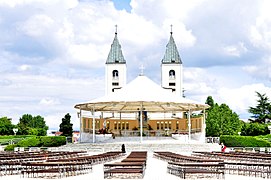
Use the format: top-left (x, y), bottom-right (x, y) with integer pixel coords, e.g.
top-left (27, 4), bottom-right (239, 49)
top-left (112, 82), bottom-right (119, 86)
top-left (112, 70), bottom-right (119, 79)
top-left (169, 70), bottom-right (175, 79)
top-left (169, 83), bottom-right (175, 86)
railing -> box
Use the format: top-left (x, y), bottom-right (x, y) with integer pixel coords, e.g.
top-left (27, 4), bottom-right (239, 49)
top-left (205, 137), bottom-right (220, 144)
top-left (227, 147), bottom-right (271, 153)
top-left (82, 129), bottom-right (203, 137)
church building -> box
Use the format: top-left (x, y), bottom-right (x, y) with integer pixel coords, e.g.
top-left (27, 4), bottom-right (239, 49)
top-left (77, 27), bottom-right (205, 142)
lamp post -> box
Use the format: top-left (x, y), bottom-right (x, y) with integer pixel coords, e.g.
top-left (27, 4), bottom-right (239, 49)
top-left (13, 128), bottom-right (18, 136)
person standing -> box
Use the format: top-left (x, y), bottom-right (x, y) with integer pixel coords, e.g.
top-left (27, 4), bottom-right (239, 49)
top-left (221, 142), bottom-right (227, 152)
top-left (121, 144), bottom-right (126, 153)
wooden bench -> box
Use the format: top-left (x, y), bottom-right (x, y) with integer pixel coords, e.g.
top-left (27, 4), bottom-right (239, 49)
top-left (104, 162), bottom-right (145, 171)
top-left (103, 151), bottom-right (147, 179)
top-left (167, 162), bottom-right (225, 179)
top-left (21, 169), bottom-right (64, 178)
top-left (104, 168), bottom-right (144, 179)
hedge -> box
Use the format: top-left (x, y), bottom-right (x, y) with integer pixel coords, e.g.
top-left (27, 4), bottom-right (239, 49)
top-left (40, 136), bottom-right (66, 147)
top-left (220, 135), bottom-right (271, 147)
top-left (4, 136), bottom-right (66, 151)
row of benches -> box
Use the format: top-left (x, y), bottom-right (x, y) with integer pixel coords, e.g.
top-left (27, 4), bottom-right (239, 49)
top-left (193, 151), bottom-right (271, 178)
top-left (154, 151), bottom-right (225, 179)
top-left (0, 151), bottom-right (123, 178)
top-left (21, 151), bottom-right (123, 178)
top-left (104, 151), bottom-right (147, 179)
top-left (193, 151), bottom-right (271, 162)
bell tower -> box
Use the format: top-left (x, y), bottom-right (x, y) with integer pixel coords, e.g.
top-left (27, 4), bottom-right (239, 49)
top-left (161, 26), bottom-right (183, 97)
top-left (105, 25), bottom-right (127, 95)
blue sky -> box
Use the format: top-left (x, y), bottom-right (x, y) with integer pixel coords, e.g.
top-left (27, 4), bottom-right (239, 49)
top-left (0, 0), bottom-right (271, 130)
top-left (112, 0), bottom-right (131, 11)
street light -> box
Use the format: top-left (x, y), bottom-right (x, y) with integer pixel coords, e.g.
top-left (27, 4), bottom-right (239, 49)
top-left (13, 128), bottom-right (18, 136)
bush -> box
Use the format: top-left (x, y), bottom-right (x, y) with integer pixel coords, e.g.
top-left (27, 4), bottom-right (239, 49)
top-left (40, 136), bottom-right (66, 147)
top-left (220, 135), bottom-right (271, 147)
top-left (241, 122), bottom-right (269, 136)
top-left (4, 144), bottom-right (17, 151)
top-left (17, 136), bottom-right (41, 147)
top-left (3, 136), bottom-right (66, 150)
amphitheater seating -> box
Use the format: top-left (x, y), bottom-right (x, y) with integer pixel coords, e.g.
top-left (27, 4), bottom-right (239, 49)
top-left (193, 151), bottom-right (271, 178)
top-left (154, 151), bottom-right (225, 179)
top-left (104, 151), bottom-right (147, 179)
top-left (0, 150), bottom-right (122, 178)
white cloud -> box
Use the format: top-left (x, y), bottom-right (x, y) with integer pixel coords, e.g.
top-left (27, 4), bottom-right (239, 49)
top-left (223, 42), bottom-right (248, 57)
top-left (0, 0), bottom-right (78, 9)
top-left (249, 0), bottom-right (271, 49)
top-left (39, 97), bottom-right (60, 106)
top-left (242, 56), bottom-right (271, 80)
top-left (19, 14), bottom-right (55, 37)
top-left (18, 64), bottom-right (31, 71)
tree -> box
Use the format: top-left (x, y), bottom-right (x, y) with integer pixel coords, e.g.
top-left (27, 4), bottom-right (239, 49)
top-left (205, 96), bottom-right (215, 108)
top-left (17, 114), bottom-right (33, 135)
top-left (241, 122), bottom-right (269, 136)
top-left (205, 97), bottom-right (242, 137)
top-left (17, 114), bottom-right (48, 135)
top-left (248, 91), bottom-right (271, 123)
top-left (59, 113), bottom-right (73, 137)
top-left (0, 117), bottom-right (14, 135)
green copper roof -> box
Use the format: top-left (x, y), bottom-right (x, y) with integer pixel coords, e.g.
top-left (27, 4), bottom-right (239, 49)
top-left (162, 32), bottom-right (182, 64)
top-left (106, 32), bottom-right (126, 64)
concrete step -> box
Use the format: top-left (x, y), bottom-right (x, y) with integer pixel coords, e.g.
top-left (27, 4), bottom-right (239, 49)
top-left (54, 137), bottom-right (220, 154)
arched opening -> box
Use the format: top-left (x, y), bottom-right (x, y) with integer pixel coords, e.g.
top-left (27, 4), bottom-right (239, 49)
top-left (112, 70), bottom-right (119, 79)
top-left (169, 70), bottom-right (175, 79)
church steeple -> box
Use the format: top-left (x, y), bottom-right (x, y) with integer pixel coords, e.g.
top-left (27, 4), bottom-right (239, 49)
top-left (106, 25), bottom-right (126, 64)
top-left (105, 25), bottom-right (127, 95)
top-left (162, 26), bottom-right (182, 64)
top-left (161, 25), bottom-right (183, 97)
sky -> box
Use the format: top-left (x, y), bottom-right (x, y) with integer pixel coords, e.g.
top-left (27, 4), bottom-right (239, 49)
top-left (0, 0), bottom-right (271, 130)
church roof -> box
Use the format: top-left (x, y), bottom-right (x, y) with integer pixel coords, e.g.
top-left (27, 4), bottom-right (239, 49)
top-left (106, 32), bottom-right (126, 64)
top-left (162, 32), bottom-right (182, 64)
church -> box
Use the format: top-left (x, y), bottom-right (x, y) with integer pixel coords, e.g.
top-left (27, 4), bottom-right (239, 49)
top-left (74, 27), bottom-right (208, 143)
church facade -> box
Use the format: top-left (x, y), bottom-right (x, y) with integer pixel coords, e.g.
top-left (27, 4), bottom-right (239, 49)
top-left (80, 28), bottom-right (203, 140)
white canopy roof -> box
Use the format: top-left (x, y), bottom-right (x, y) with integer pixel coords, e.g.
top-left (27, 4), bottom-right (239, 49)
top-left (74, 75), bottom-right (209, 112)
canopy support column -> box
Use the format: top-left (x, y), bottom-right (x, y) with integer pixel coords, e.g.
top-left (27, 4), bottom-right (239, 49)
top-left (78, 109), bottom-right (82, 143)
top-left (188, 110), bottom-right (191, 142)
top-left (92, 107), bottom-right (95, 144)
top-left (140, 103), bottom-right (143, 143)
top-left (202, 109), bottom-right (206, 143)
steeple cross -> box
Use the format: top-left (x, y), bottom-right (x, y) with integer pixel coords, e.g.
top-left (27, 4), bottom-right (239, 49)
top-left (115, 24), bottom-right (118, 34)
top-left (139, 64), bottom-right (145, 76)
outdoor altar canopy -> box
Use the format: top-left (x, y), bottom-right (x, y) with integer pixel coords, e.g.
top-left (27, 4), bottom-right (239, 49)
top-left (74, 75), bottom-right (209, 143)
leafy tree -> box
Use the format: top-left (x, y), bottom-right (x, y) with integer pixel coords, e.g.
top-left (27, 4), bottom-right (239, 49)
top-left (241, 122), bottom-right (269, 136)
top-left (59, 113), bottom-right (73, 137)
top-left (17, 114), bottom-right (48, 135)
top-left (17, 114), bottom-right (32, 135)
top-left (205, 96), bottom-right (215, 108)
top-left (248, 91), bottom-right (271, 123)
top-left (0, 117), bottom-right (14, 135)
top-left (205, 97), bottom-right (242, 137)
